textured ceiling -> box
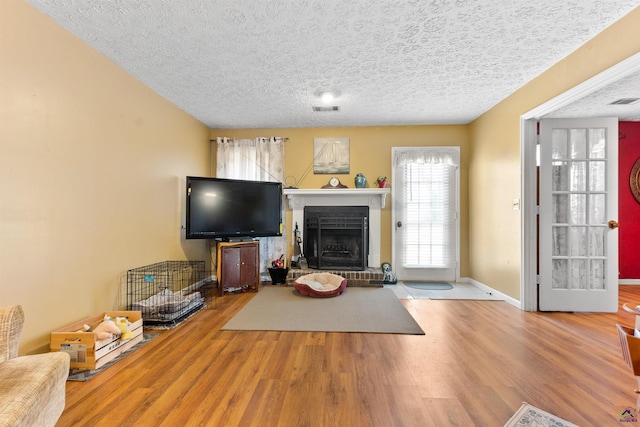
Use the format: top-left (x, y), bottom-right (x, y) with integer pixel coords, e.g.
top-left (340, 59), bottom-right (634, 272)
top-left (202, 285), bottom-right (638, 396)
top-left (27, 0), bottom-right (640, 129)
top-left (544, 71), bottom-right (640, 121)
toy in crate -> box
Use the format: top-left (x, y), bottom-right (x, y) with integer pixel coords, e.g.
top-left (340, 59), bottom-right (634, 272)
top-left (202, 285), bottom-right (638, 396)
top-left (126, 261), bottom-right (212, 324)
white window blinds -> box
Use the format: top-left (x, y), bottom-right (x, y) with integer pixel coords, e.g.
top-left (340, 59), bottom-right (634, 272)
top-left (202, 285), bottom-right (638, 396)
top-left (395, 148), bottom-right (458, 270)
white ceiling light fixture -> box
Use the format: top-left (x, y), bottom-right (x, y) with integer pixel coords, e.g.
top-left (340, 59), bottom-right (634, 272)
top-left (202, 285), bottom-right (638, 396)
top-left (320, 91), bottom-right (335, 103)
top-left (315, 89), bottom-right (340, 103)
top-left (313, 90), bottom-right (341, 113)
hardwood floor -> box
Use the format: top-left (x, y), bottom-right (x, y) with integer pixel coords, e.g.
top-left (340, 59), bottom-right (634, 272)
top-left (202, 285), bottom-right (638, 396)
top-left (57, 286), bottom-right (640, 426)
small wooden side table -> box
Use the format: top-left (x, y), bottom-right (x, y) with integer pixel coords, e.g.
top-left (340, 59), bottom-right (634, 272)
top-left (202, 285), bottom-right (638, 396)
top-left (216, 241), bottom-right (260, 296)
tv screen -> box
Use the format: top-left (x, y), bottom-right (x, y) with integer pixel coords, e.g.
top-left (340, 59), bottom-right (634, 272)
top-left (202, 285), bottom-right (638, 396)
top-left (186, 176), bottom-right (283, 240)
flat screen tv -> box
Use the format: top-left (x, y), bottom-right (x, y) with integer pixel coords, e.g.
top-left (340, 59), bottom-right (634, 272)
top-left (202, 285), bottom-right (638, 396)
top-left (186, 176), bottom-right (283, 240)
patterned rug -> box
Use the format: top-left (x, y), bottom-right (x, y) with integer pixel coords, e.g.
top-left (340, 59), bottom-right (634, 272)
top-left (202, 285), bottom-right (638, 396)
top-left (504, 402), bottom-right (579, 427)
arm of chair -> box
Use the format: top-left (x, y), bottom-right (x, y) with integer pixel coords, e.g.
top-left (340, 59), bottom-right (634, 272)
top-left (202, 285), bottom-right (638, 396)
top-left (0, 305), bottom-right (25, 362)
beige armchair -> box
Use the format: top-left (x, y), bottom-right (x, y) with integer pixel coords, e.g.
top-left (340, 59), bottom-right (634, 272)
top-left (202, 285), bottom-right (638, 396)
top-left (0, 305), bottom-right (70, 427)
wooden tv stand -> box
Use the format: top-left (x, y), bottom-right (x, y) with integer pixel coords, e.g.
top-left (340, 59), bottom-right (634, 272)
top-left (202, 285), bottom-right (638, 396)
top-left (216, 241), bottom-right (260, 296)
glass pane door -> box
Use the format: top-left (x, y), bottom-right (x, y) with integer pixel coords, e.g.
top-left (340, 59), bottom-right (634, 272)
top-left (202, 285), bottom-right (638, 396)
top-left (540, 118), bottom-right (618, 312)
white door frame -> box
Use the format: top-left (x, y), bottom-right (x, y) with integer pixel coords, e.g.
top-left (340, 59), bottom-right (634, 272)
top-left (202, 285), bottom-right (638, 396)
top-left (520, 52), bottom-right (640, 311)
top-left (391, 147), bottom-right (461, 282)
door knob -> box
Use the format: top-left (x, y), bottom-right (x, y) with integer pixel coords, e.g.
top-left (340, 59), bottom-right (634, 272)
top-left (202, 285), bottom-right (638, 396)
top-left (608, 220), bottom-right (619, 229)
top-left (397, 221), bottom-right (402, 228)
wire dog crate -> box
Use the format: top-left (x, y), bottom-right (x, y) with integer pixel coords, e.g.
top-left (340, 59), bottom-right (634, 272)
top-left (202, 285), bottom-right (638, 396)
top-left (126, 261), bottom-right (212, 324)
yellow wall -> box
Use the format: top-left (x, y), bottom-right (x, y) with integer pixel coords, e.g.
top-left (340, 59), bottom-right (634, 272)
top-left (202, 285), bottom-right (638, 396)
top-left (469, 6), bottom-right (640, 299)
top-left (211, 126), bottom-right (471, 276)
top-left (0, 0), bottom-right (211, 354)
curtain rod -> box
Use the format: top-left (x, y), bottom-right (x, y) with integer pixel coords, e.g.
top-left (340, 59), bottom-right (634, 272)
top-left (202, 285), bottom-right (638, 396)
top-left (210, 137), bottom-right (289, 142)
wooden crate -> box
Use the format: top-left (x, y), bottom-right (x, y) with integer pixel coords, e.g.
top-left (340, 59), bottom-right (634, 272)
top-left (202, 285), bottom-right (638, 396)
top-left (50, 310), bottom-right (143, 370)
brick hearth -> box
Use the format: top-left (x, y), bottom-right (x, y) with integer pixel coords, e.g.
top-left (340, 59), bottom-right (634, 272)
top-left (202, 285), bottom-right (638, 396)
top-left (285, 267), bottom-right (384, 287)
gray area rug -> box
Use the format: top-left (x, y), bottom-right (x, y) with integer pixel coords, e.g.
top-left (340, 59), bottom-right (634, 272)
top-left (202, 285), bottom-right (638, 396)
top-left (403, 282), bottom-right (454, 290)
top-left (222, 287), bottom-right (425, 335)
top-left (504, 402), bottom-right (579, 427)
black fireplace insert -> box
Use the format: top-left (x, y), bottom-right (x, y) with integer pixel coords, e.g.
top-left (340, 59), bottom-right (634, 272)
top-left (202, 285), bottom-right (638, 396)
top-left (304, 206), bottom-right (368, 270)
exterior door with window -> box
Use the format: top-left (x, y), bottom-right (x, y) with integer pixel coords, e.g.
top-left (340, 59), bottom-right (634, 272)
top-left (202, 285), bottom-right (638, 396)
top-left (539, 118), bottom-right (618, 312)
top-left (392, 147), bottom-right (459, 281)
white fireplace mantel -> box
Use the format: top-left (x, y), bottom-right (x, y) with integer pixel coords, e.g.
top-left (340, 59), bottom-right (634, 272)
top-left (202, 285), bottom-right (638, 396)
top-left (283, 188), bottom-right (390, 267)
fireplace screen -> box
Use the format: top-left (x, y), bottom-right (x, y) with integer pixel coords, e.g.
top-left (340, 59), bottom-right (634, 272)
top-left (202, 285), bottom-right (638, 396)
top-left (304, 206), bottom-right (368, 270)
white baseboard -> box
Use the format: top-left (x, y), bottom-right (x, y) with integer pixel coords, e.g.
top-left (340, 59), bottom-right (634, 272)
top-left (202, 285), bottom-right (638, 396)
top-left (456, 278), bottom-right (640, 310)
top-left (459, 277), bottom-right (521, 309)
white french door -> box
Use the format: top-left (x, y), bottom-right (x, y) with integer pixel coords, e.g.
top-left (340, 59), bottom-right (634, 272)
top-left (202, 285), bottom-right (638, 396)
top-left (539, 118), bottom-right (619, 312)
top-left (392, 147), bottom-right (459, 282)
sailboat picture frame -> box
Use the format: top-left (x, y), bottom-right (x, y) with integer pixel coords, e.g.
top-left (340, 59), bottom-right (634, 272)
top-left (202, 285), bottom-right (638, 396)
top-left (313, 137), bottom-right (350, 174)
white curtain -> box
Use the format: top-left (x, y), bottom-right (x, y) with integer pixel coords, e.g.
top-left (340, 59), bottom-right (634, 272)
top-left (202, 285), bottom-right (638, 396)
top-left (216, 137), bottom-right (286, 274)
top-left (393, 147), bottom-right (459, 167)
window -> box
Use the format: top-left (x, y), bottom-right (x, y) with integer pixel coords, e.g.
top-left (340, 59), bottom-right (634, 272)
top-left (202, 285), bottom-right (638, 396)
top-left (403, 162), bottom-right (454, 268)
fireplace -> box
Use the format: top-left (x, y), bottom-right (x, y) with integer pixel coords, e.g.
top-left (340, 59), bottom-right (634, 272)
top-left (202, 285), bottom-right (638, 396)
top-left (283, 188), bottom-right (389, 268)
top-left (304, 206), bottom-right (368, 270)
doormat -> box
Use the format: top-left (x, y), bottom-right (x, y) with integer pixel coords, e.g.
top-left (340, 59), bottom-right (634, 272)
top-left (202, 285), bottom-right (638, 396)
top-left (67, 333), bottom-right (158, 381)
top-left (504, 402), bottom-right (579, 427)
top-left (403, 282), bottom-right (453, 290)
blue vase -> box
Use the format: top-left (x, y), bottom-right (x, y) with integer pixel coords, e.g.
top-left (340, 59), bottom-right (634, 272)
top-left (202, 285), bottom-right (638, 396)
top-left (355, 173), bottom-right (367, 188)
